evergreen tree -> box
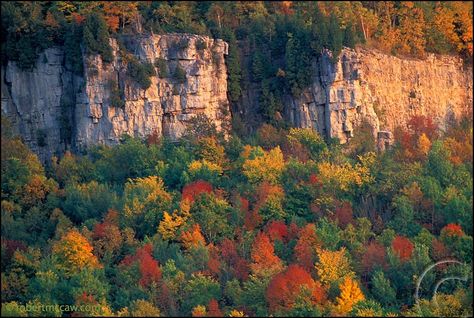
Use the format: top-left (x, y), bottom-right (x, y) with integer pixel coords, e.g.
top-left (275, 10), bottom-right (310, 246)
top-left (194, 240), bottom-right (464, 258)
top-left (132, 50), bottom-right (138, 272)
top-left (327, 13), bottom-right (343, 59)
top-left (343, 23), bottom-right (356, 48)
top-left (83, 12), bottom-right (113, 63)
top-left (221, 28), bottom-right (241, 103)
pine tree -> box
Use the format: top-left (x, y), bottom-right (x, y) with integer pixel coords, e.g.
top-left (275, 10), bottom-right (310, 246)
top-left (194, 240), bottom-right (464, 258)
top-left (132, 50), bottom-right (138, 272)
top-left (328, 13), bottom-right (343, 59)
top-left (343, 23), bottom-right (356, 48)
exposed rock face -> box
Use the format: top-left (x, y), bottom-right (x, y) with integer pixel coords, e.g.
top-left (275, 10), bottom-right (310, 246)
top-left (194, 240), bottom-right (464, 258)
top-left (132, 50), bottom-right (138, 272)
top-left (1, 33), bottom-right (229, 161)
top-left (1, 48), bottom-right (72, 160)
top-left (285, 47), bottom-right (473, 145)
top-left (75, 34), bottom-right (229, 151)
top-left (2, 37), bottom-right (472, 161)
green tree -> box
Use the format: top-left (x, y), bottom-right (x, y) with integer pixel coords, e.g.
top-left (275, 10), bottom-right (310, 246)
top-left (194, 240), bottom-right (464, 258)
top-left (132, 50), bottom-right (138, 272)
top-left (190, 193), bottom-right (232, 243)
top-left (182, 274), bottom-right (221, 315)
top-left (370, 270), bottom-right (396, 307)
top-left (83, 12), bottom-right (113, 63)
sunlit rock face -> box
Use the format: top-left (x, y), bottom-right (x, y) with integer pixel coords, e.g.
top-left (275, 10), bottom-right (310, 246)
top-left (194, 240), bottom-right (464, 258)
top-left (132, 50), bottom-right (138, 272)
top-left (2, 34), bottom-right (472, 161)
top-left (2, 34), bottom-right (230, 160)
top-left (285, 47), bottom-right (473, 145)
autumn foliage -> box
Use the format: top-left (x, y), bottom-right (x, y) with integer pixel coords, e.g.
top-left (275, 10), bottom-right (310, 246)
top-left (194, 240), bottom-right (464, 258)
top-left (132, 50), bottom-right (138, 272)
top-left (294, 224), bottom-right (320, 272)
top-left (0, 1), bottom-right (473, 317)
top-left (331, 201), bottom-right (354, 229)
top-left (206, 299), bottom-right (223, 317)
top-left (182, 180), bottom-right (213, 203)
top-left (181, 224), bottom-right (206, 249)
top-left (391, 236), bottom-right (414, 262)
top-left (265, 220), bottom-right (288, 242)
top-left (250, 232), bottom-right (284, 277)
top-left (395, 115), bottom-right (438, 161)
top-left (121, 243), bottom-right (162, 288)
top-left (52, 229), bottom-right (101, 275)
top-left (266, 264), bottom-right (326, 314)
top-left (441, 223), bottom-right (465, 237)
top-left (361, 241), bottom-right (387, 273)
top-left (334, 277), bottom-right (365, 315)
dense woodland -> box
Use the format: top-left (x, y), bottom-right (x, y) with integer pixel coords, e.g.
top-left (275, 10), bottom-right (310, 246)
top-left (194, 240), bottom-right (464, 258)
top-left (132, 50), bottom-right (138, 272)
top-left (1, 1), bottom-right (473, 317)
top-left (1, 111), bottom-right (473, 316)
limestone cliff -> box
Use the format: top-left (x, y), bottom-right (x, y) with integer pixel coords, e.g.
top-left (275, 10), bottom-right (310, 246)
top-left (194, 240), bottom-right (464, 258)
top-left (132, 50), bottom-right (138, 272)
top-left (76, 34), bottom-right (229, 151)
top-left (2, 37), bottom-right (472, 161)
top-left (285, 47), bottom-right (473, 147)
top-left (1, 33), bottom-right (229, 160)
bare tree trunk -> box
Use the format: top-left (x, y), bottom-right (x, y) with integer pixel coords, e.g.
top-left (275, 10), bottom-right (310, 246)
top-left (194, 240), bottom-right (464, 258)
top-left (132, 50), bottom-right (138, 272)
top-left (360, 17), bottom-right (368, 41)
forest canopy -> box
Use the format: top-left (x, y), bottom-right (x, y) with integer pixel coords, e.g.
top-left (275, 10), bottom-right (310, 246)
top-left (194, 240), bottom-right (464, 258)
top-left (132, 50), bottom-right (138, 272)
top-left (1, 110), bottom-right (473, 316)
top-left (1, 1), bottom-right (473, 317)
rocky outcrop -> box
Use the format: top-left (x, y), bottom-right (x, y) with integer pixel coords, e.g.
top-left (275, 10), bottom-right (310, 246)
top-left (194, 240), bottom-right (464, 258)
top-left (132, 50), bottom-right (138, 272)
top-left (75, 33), bottom-right (229, 151)
top-left (285, 47), bottom-right (473, 145)
top-left (1, 33), bottom-right (229, 161)
top-left (2, 35), bottom-right (472, 161)
top-left (1, 48), bottom-right (72, 159)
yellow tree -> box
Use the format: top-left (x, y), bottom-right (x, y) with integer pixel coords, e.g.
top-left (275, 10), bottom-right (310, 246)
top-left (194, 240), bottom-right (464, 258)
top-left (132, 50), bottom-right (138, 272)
top-left (334, 277), bottom-right (365, 315)
top-left (191, 305), bottom-right (207, 317)
top-left (417, 133), bottom-right (432, 158)
top-left (52, 229), bottom-right (101, 276)
top-left (317, 152), bottom-right (375, 194)
top-left (242, 146), bottom-right (285, 184)
top-left (435, 2), bottom-right (473, 57)
top-left (158, 195), bottom-right (192, 241)
top-left (158, 211), bottom-right (186, 241)
top-left (228, 309), bottom-right (246, 317)
top-left (315, 247), bottom-right (354, 286)
top-left (397, 2), bottom-right (426, 56)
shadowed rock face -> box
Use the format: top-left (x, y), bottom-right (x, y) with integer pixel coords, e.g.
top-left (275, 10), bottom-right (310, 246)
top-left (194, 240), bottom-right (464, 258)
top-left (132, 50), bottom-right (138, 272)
top-left (2, 35), bottom-right (472, 162)
top-left (284, 47), bottom-right (473, 145)
top-left (1, 33), bottom-right (229, 161)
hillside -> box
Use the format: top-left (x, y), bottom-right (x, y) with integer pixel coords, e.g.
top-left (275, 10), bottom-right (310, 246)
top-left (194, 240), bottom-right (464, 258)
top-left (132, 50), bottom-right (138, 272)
top-left (1, 2), bottom-right (473, 317)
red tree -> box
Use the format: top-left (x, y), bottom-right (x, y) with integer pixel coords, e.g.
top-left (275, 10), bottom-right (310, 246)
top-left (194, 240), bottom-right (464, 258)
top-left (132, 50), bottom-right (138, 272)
top-left (431, 238), bottom-right (451, 261)
top-left (331, 201), bottom-right (354, 229)
top-left (219, 238), bottom-right (249, 281)
top-left (220, 239), bottom-right (239, 264)
top-left (120, 243), bottom-right (162, 288)
top-left (138, 246), bottom-right (162, 287)
top-left (182, 180), bottom-right (213, 203)
top-left (1, 239), bottom-right (27, 260)
top-left (395, 115), bottom-right (439, 162)
top-left (206, 244), bottom-right (221, 278)
top-left (361, 241), bottom-right (387, 273)
top-left (266, 264), bottom-right (326, 314)
top-left (392, 236), bottom-right (414, 262)
top-left (250, 232), bottom-right (284, 276)
top-left (294, 224), bottom-right (320, 272)
top-left (407, 115), bottom-right (438, 141)
top-left (441, 223), bottom-right (464, 237)
top-left (266, 220), bottom-right (288, 242)
top-left (233, 257), bottom-right (250, 281)
top-left (207, 299), bottom-right (223, 317)
top-left (287, 222), bottom-right (300, 241)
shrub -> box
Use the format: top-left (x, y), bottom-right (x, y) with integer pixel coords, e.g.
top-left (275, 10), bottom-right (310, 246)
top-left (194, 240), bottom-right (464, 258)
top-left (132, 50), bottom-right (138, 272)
top-left (196, 39), bottom-right (207, 50)
top-left (154, 58), bottom-right (168, 78)
top-left (127, 57), bottom-right (156, 90)
top-left (109, 80), bottom-right (125, 108)
top-left (176, 38), bottom-right (189, 50)
top-left (174, 64), bottom-right (187, 83)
